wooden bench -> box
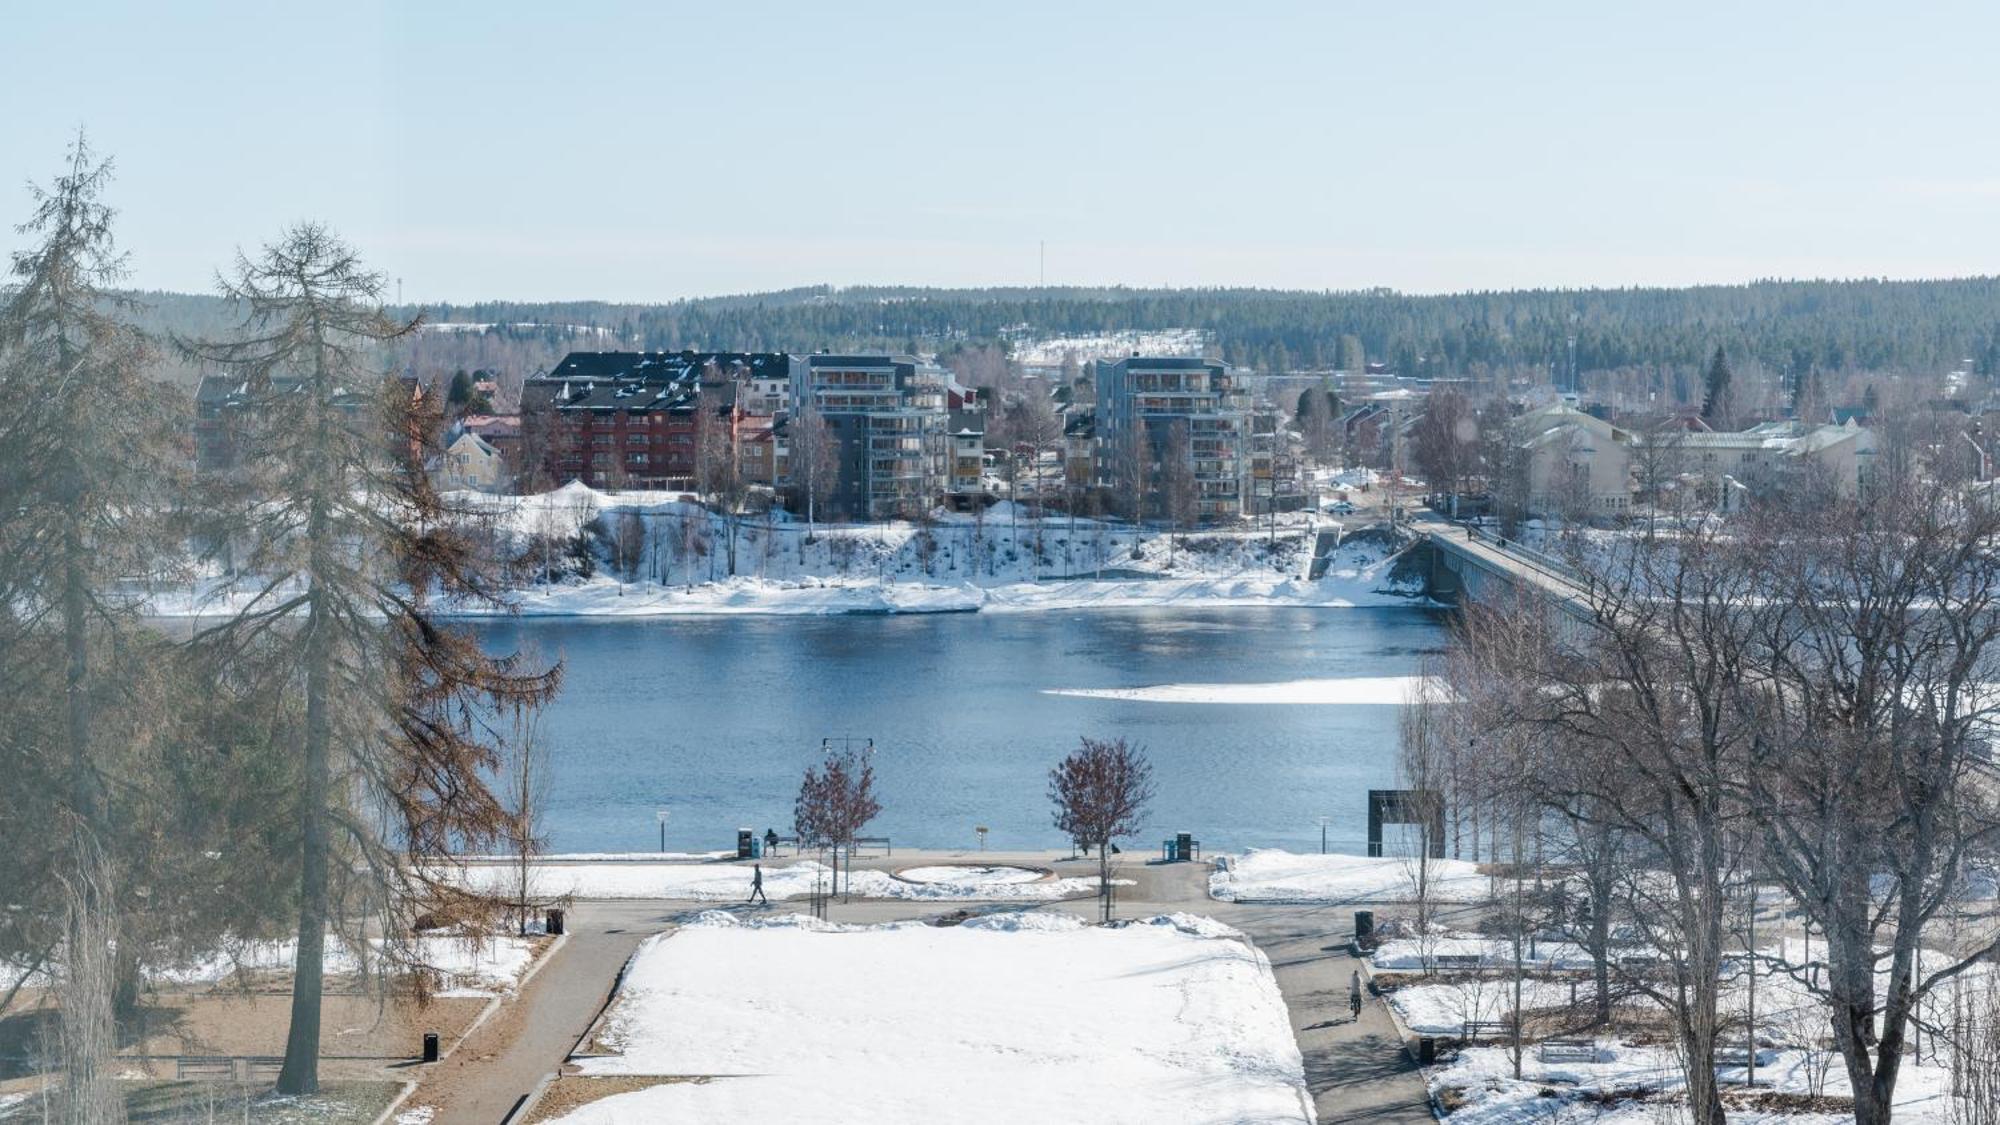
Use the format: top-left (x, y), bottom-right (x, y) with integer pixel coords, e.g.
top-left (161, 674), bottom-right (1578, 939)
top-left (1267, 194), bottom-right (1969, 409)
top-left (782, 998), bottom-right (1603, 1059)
top-left (1460, 1020), bottom-right (1515, 1043)
top-left (1539, 1038), bottom-right (1598, 1063)
top-left (1432, 953), bottom-right (1484, 970)
top-left (175, 1056), bottom-right (238, 1081)
top-left (852, 836), bottom-right (892, 856)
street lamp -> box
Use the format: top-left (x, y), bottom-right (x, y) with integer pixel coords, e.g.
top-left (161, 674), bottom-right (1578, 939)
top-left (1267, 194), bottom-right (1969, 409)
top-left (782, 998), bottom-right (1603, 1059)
top-left (656, 807), bottom-right (671, 853)
top-left (1317, 816), bottom-right (1332, 855)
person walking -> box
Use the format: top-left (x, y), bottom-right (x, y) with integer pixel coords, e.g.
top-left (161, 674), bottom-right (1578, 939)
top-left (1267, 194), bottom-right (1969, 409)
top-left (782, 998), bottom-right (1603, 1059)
top-left (1348, 970), bottom-right (1364, 1021)
top-left (747, 862), bottom-right (768, 906)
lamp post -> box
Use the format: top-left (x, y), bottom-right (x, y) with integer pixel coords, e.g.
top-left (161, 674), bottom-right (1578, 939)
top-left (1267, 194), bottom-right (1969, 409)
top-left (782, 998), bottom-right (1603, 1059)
top-left (1317, 816), bottom-right (1331, 855)
top-left (656, 808), bottom-right (670, 854)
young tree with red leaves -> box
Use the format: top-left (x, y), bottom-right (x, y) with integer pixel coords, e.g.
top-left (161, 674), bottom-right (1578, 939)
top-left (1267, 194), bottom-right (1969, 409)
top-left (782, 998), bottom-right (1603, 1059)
top-left (793, 744), bottom-right (882, 901)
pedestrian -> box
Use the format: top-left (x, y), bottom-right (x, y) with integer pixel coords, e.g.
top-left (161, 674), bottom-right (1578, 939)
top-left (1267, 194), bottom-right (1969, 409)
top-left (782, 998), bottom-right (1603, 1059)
top-left (747, 862), bottom-right (768, 905)
top-left (1349, 970), bottom-right (1363, 1020)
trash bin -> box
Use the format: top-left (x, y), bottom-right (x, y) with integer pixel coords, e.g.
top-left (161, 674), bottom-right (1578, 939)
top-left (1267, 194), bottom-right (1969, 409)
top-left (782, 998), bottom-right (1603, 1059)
top-left (422, 1032), bottom-right (441, 1063)
top-left (751, 836), bottom-right (764, 859)
top-left (546, 908), bottom-right (565, 936)
top-left (1354, 910), bottom-right (1375, 945)
top-left (1175, 832), bottom-right (1193, 862)
top-left (737, 828), bottom-right (754, 859)
top-left (1419, 1036), bottom-right (1436, 1066)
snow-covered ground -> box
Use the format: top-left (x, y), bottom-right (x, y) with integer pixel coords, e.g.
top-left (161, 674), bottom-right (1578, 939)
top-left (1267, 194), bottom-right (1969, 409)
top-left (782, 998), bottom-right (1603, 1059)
top-left (1007, 328), bottom-right (1209, 365)
top-left (146, 486), bottom-right (1425, 618)
top-left (0, 933), bottom-right (538, 998)
top-left (1434, 1041), bottom-right (1954, 1125)
top-left (449, 859), bottom-right (1119, 902)
top-left (1210, 850), bottom-right (1490, 904)
top-left (896, 864), bottom-right (1046, 886)
top-left (545, 910), bottom-right (1312, 1124)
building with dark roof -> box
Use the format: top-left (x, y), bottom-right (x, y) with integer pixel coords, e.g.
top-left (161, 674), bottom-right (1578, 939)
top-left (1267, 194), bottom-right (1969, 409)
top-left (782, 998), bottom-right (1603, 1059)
top-left (519, 351), bottom-right (797, 489)
top-left (795, 355), bottom-right (951, 519)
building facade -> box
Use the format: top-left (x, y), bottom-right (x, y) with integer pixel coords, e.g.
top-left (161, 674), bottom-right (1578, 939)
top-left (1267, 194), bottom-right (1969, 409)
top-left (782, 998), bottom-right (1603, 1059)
top-left (1093, 356), bottom-right (1248, 522)
top-left (794, 355), bottom-right (950, 519)
top-left (518, 351), bottom-right (794, 489)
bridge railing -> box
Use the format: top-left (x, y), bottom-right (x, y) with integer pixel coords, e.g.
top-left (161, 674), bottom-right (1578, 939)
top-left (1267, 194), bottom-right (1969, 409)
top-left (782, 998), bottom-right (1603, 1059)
top-left (1458, 524), bottom-right (1593, 592)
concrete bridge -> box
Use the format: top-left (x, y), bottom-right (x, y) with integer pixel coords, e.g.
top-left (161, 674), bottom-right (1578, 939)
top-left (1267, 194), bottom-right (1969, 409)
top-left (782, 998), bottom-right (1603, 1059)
top-left (1402, 515), bottom-right (1595, 620)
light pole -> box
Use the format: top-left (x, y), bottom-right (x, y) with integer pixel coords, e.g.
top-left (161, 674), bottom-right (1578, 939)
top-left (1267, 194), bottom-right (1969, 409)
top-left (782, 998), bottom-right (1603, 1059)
top-left (1317, 816), bottom-right (1331, 855)
top-left (656, 808), bottom-right (670, 854)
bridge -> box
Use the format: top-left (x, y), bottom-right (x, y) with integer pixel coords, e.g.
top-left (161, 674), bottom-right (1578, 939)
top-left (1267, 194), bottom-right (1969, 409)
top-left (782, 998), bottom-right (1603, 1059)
top-left (1402, 514), bottom-right (1595, 619)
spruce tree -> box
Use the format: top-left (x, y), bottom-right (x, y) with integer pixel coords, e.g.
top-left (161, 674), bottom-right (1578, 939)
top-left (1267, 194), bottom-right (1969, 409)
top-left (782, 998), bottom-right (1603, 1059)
top-left (183, 224), bottom-right (560, 1094)
top-left (1700, 346), bottom-right (1734, 427)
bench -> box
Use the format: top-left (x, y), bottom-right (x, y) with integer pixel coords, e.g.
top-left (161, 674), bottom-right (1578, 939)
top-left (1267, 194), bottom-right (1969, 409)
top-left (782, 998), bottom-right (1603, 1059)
top-left (175, 1056), bottom-right (238, 1081)
top-left (1460, 1020), bottom-right (1515, 1043)
top-left (1432, 953), bottom-right (1484, 970)
top-left (852, 836), bottom-right (891, 856)
top-left (1539, 1038), bottom-right (1598, 1063)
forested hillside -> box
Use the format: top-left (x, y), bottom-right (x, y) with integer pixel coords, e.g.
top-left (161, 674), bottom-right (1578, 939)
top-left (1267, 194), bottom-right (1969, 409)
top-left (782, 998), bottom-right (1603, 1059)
top-left (121, 278), bottom-right (2000, 394)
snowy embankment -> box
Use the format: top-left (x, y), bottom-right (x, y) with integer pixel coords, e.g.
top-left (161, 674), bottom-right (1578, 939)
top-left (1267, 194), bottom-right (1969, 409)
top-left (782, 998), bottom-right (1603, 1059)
top-left (146, 484), bottom-right (1425, 619)
top-left (449, 859), bottom-right (1122, 902)
top-left (0, 933), bottom-right (538, 998)
top-left (1210, 850), bottom-right (1490, 904)
top-left (547, 910), bottom-right (1312, 1124)
top-left (1046, 674), bottom-right (1442, 705)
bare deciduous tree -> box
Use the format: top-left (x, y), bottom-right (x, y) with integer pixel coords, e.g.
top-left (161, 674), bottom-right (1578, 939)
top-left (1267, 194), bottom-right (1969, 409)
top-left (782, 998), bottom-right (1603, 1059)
top-left (793, 745), bottom-right (882, 902)
top-left (1050, 736), bottom-right (1155, 923)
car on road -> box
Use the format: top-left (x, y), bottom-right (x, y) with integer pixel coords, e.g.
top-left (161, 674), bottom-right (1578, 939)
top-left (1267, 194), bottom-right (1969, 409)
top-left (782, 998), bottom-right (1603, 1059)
top-left (1324, 500), bottom-right (1358, 515)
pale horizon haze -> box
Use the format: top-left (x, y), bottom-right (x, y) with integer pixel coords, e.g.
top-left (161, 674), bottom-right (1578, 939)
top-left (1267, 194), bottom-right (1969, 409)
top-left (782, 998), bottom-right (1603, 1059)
top-left (6, 1), bottom-right (1998, 304)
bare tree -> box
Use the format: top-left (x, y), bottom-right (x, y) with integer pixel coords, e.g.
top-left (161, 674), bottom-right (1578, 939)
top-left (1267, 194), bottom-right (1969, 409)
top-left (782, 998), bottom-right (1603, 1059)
top-left (500, 710), bottom-right (555, 936)
top-left (1049, 737), bottom-right (1155, 923)
top-left (1410, 389), bottom-right (1481, 502)
top-left (793, 745), bottom-right (882, 902)
top-left (1734, 469), bottom-right (2000, 1125)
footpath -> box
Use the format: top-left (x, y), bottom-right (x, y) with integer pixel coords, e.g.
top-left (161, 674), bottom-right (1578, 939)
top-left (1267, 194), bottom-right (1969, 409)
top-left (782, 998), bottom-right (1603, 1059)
top-left (413, 849), bottom-right (1431, 1125)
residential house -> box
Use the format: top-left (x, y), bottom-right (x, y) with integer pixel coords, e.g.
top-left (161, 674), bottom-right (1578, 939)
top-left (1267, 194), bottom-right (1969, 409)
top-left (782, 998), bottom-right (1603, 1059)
top-left (434, 429), bottom-right (508, 492)
top-left (1516, 401), bottom-right (1636, 516)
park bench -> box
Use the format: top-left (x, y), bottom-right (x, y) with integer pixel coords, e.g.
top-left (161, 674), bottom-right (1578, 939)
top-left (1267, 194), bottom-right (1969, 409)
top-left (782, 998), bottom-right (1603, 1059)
top-left (853, 836), bottom-right (892, 856)
top-left (1431, 953), bottom-right (1484, 970)
top-left (175, 1056), bottom-right (237, 1081)
top-left (1539, 1038), bottom-right (1598, 1063)
top-left (1460, 1020), bottom-right (1515, 1043)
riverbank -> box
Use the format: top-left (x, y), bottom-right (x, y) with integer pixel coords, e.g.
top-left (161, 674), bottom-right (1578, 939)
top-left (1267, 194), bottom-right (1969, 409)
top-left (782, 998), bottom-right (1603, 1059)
top-left (146, 487), bottom-right (1430, 618)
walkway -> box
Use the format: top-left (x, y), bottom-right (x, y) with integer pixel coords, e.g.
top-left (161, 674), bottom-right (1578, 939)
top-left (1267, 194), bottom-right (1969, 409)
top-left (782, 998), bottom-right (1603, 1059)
top-left (407, 851), bottom-right (1433, 1124)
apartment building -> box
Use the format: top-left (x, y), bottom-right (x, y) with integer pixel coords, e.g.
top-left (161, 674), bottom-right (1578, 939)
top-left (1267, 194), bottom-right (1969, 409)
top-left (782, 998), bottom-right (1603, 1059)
top-left (794, 354), bottom-right (950, 519)
top-left (1093, 355), bottom-right (1248, 522)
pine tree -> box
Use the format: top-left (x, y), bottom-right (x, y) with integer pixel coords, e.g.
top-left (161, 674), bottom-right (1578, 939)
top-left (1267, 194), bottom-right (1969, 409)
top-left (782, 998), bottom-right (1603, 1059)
top-left (182, 224), bottom-right (560, 1095)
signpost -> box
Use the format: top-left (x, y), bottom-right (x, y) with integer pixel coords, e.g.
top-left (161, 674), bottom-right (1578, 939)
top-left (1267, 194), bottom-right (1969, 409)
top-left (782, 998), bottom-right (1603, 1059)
top-left (976, 825), bottom-right (989, 851)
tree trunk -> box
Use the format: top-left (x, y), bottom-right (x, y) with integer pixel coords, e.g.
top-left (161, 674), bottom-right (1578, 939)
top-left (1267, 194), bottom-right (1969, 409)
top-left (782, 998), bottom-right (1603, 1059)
top-left (277, 482), bottom-right (335, 1094)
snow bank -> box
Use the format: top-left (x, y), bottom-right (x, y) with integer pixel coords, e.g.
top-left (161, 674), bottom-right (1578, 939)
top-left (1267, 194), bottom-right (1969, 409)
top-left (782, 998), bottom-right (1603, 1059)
top-left (1210, 850), bottom-right (1489, 904)
top-left (148, 489), bottom-right (1426, 619)
top-left (448, 859), bottom-right (1113, 902)
top-left (550, 911), bottom-right (1311, 1124)
top-left (0, 933), bottom-right (541, 996)
top-left (1435, 1041), bottom-right (1955, 1125)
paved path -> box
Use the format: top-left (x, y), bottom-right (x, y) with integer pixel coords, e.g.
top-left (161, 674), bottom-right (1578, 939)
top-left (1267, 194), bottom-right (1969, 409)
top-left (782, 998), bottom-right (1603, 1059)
top-left (420, 903), bottom-right (667, 1125)
top-left (409, 851), bottom-right (1433, 1124)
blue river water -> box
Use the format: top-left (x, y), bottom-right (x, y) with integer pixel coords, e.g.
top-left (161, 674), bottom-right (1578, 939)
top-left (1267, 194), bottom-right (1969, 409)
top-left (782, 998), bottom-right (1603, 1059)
top-left (469, 606), bottom-right (1448, 856)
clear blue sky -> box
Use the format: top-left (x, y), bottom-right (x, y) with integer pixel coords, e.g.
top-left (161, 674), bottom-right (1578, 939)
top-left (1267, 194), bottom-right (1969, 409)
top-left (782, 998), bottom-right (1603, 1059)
top-left (6, 1), bottom-right (1998, 303)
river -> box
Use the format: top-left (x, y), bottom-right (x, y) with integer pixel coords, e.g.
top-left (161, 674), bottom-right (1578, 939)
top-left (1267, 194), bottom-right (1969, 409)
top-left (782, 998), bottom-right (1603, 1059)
top-left (470, 605), bottom-right (1448, 857)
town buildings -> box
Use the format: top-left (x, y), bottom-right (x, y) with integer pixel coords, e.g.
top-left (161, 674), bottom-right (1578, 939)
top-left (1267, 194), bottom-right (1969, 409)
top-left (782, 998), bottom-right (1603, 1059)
top-left (516, 351), bottom-right (790, 490)
top-left (1093, 355), bottom-right (1249, 522)
top-left (793, 354), bottom-right (951, 520)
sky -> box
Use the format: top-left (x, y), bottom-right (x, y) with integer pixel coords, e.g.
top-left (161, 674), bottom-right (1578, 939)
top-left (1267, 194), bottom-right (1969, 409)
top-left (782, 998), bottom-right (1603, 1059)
top-left (5, 1), bottom-right (1999, 304)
